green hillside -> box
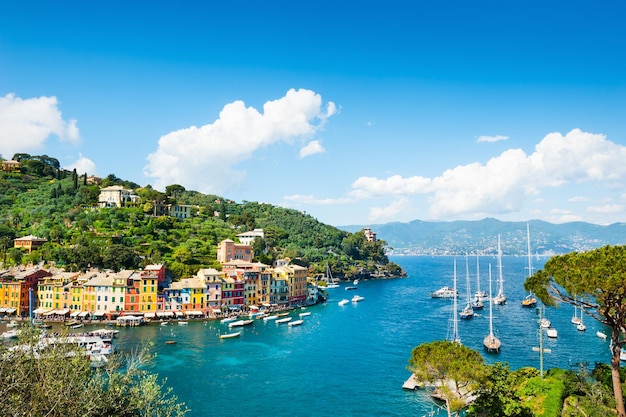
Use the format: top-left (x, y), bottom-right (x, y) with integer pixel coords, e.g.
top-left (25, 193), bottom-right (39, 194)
top-left (0, 154), bottom-right (404, 280)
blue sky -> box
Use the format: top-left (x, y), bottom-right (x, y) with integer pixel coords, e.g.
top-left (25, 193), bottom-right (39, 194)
top-left (1, 1), bottom-right (625, 227)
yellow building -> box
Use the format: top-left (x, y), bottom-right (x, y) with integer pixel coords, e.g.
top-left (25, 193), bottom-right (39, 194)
top-left (274, 261), bottom-right (308, 306)
top-left (36, 271), bottom-right (80, 311)
top-left (139, 270), bottom-right (158, 313)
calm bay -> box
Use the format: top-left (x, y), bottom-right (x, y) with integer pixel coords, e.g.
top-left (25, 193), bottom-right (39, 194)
top-left (18, 256), bottom-right (613, 416)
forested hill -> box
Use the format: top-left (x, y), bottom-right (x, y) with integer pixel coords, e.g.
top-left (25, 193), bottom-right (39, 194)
top-left (0, 154), bottom-right (403, 279)
top-left (341, 218), bottom-right (626, 256)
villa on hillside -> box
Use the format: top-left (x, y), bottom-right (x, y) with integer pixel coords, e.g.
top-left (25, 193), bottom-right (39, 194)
top-left (14, 235), bottom-right (48, 253)
top-left (98, 185), bottom-right (140, 208)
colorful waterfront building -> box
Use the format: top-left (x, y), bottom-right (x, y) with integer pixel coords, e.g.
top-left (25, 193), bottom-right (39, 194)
top-left (269, 276), bottom-right (288, 307)
top-left (122, 270), bottom-right (142, 313)
top-left (36, 271), bottom-right (80, 312)
top-left (139, 269), bottom-right (158, 314)
top-left (0, 267), bottom-right (51, 317)
top-left (144, 264), bottom-right (166, 286)
top-left (274, 260), bottom-right (308, 306)
top-left (163, 276), bottom-right (206, 316)
top-left (196, 268), bottom-right (223, 312)
top-left (220, 276), bottom-right (245, 311)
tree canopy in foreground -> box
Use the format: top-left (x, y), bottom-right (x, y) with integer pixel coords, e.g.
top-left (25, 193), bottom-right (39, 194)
top-left (0, 326), bottom-right (189, 417)
top-left (525, 245), bottom-right (626, 417)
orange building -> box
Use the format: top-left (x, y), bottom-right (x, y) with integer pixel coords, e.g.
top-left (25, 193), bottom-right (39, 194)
top-left (0, 267), bottom-right (52, 317)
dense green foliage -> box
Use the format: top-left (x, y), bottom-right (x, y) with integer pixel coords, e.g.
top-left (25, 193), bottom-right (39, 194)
top-left (0, 154), bottom-right (403, 279)
top-left (0, 325), bottom-right (188, 417)
top-left (410, 341), bottom-right (623, 417)
top-left (525, 245), bottom-right (626, 416)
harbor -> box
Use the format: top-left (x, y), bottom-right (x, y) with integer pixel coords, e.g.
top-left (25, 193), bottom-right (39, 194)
top-left (0, 255), bottom-right (614, 416)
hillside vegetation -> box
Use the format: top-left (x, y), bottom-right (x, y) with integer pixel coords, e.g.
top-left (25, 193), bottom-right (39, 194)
top-left (0, 154), bottom-right (404, 279)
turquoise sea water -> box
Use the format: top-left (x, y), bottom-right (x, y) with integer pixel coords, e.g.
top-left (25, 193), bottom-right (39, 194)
top-left (49, 256), bottom-right (618, 416)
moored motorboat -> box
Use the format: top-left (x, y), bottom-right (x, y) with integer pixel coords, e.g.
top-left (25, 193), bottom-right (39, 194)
top-left (597, 331), bottom-right (608, 339)
top-left (430, 286), bottom-right (458, 299)
top-left (219, 331), bottom-right (241, 339)
top-left (276, 317), bottom-right (292, 324)
top-left (345, 286), bottom-right (358, 291)
top-left (228, 320), bottom-right (246, 327)
top-left (351, 295), bottom-right (364, 303)
top-left (338, 299), bottom-right (349, 306)
top-left (546, 328), bottom-right (558, 338)
top-left (263, 315), bottom-right (278, 321)
top-left (288, 319), bottom-right (304, 327)
top-left (299, 312), bottom-right (311, 317)
top-left (220, 317), bottom-right (236, 323)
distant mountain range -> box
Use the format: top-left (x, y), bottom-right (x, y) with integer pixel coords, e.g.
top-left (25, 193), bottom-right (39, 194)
top-left (339, 218), bottom-right (626, 256)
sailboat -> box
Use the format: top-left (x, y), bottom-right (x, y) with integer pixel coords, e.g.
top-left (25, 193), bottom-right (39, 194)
top-left (449, 259), bottom-right (461, 344)
top-left (571, 296), bottom-right (582, 325)
top-left (472, 255), bottom-right (485, 310)
top-left (474, 254), bottom-right (488, 300)
top-left (521, 224), bottom-right (537, 308)
top-left (324, 263), bottom-right (339, 289)
top-left (459, 256), bottom-right (474, 319)
top-left (493, 235), bottom-right (507, 305)
top-left (577, 305), bottom-right (587, 331)
top-left (483, 264), bottom-right (501, 353)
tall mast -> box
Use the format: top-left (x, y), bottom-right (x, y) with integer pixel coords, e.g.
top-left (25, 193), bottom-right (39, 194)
top-left (526, 223), bottom-right (533, 278)
top-left (497, 235), bottom-right (504, 296)
top-left (489, 264), bottom-right (494, 337)
top-left (453, 259), bottom-right (459, 343)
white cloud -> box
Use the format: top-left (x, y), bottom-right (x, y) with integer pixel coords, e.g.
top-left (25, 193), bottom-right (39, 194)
top-left (0, 93), bottom-right (80, 158)
top-left (283, 194), bottom-right (354, 205)
top-left (477, 135), bottom-right (508, 143)
top-left (299, 140), bottom-right (325, 158)
top-left (568, 196), bottom-right (588, 203)
top-left (63, 154), bottom-right (97, 176)
top-left (588, 204), bottom-right (623, 214)
top-left (143, 89), bottom-right (336, 193)
top-left (369, 198), bottom-right (410, 223)
top-left (342, 129), bottom-right (626, 221)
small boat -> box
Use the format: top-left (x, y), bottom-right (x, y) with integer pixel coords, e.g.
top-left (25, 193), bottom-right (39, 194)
top-left (351, 295), bottom-right (364, 303)
top-left (471, 298), bottom-right (484, 310)
top-left (160, 321), bottom-right (169, 326)
top-left (483, 264), bottom-right (501, 353)
top-left (546, 328), bottom-right (558, 338)
top-left (70, 323), bottom-right (84, 329)
top-left (459, 305), bottom-right (474, 319)
top-left (263, 315), bottom-right (278, 321)
top-left (430, 286), bottom-right (458, 299)
top-left (338, 299), bottom-right (349, 306)
top-left (276, 312), bottom-right (289, 317)
top-left (521, 292), bottom-right (537, 308)
top-left (539, 317), bottom-right (551, 328)
top-left (276, 317), bottom-right (292, 324)
top-left (521, 226), bottom-right (537, 309)
top-left (219, 331), bottom-right (241, 339)
top-left (178, 321), bottom-right (188, 325)
top-left (493, 235), bottom-right (507, 305)
top-left (220, 317), bottom-right (236, 323)
top-left (299, 312), bottom-right (311, 317)
top-left (345, 286), bottom-right (358, 291)
top-left (353, 279), bottom-right (359, 285)
top-left (459, 256), bottom-right (474, 319)
top-left (228, 320), bottom-right (246, 327)
top-left (288, 319), bottom-right (304, 327)
top-left (242, 319), bottom-right (254, 326)
top-left (1, 329), bottom-right (19, 339)
top-left (324, 263), bottom-right (340, 289)
top-left (576, 305), bottom-right (586, 331)
top-left (597, 331), bottom-right (608, 339)
top-left (165, 340), bottom-right (177, 345)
